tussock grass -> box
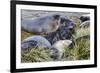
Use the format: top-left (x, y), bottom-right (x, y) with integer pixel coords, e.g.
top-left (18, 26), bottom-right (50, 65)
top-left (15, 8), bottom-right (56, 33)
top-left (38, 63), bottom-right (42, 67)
top-left (63, 27), bottom-right (90, 61)
top-left (62, 38), bottom-right (90, 61)
top-left (21, 30), bottom-right (34, 41)
top-left (75, 27), bottom-right (90, 39)
top-left (21, 47), bottom-right (53, 63)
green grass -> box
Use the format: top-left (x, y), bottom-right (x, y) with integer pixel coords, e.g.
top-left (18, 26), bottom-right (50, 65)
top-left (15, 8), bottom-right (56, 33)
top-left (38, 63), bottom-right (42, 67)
top-left (21, 47), bottom-right (53, 63)
top-left (63, 27), bottom-right (90, 61)
top-left (75, 27), bottom-right (90, 39)
top-left (21, 30), bottom-right (34, 41)
top-left (63, 38), bottom-right (90, 61)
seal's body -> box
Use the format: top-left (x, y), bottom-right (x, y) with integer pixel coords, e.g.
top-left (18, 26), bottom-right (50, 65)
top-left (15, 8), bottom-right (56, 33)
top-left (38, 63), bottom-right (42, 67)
top-left (22, 14), bottom-right (61, 34)
top-left (21, 36), bottom-right (51, 53)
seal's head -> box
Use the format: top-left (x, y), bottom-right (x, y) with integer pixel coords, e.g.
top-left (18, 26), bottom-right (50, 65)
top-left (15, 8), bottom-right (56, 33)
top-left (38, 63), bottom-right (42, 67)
top-left (48, 14), bottom-right (61, 32)
top-left (60, 17), bottom-right (76, 34)
top-left (49, 47), bottom-right (61, 60)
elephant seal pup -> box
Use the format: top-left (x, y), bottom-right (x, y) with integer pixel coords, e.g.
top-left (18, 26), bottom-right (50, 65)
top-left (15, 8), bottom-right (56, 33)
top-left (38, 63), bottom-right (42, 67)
top-left (22, 14), bottom-right (61, 34)
top-left (49, 40), bottom-right (72, 60)
top-left (21, 36), bottom-right (51, 53)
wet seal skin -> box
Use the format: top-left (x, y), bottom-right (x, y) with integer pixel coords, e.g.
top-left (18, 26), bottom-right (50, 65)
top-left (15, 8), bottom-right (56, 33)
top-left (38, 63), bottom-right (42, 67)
top-left (21, 14), bottom-right (61, 34)
top-left (21, 36), bottom-right (52, 53)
